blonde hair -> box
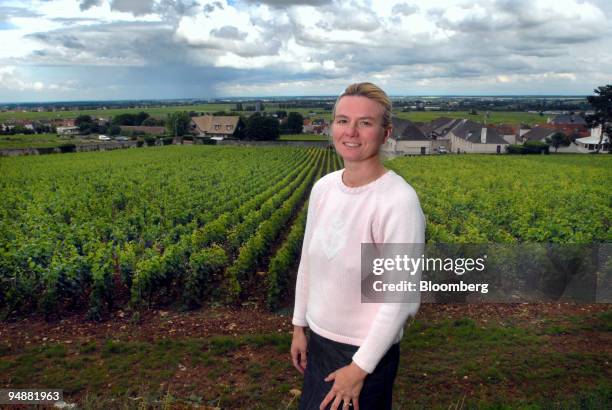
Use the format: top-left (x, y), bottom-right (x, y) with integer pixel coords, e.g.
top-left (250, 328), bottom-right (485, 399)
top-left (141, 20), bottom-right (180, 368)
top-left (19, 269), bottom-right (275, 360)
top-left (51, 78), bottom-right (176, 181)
top-left (332, 82), bottom-right (392, 129)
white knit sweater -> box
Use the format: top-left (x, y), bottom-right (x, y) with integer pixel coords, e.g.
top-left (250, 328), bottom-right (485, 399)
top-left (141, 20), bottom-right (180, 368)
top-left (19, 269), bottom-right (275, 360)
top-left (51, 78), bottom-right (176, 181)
top-left (292, 169), bottom-right (426, 373)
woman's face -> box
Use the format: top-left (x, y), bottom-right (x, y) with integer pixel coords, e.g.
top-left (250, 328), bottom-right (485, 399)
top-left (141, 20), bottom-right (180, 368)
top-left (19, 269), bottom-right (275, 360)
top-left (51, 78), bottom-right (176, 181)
top-left (332, 95), bottom-right (390, 164)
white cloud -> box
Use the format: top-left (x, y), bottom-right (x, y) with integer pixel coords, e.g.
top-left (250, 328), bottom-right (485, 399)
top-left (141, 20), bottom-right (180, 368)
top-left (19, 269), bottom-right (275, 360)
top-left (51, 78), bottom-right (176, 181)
top-left (0, 0), bottom-right (610, 100)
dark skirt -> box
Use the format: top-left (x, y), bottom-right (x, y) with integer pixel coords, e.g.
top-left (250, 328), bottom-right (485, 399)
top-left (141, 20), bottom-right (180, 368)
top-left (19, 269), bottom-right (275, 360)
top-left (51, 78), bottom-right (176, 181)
top-left (299, 330), bottom-right (400, 410)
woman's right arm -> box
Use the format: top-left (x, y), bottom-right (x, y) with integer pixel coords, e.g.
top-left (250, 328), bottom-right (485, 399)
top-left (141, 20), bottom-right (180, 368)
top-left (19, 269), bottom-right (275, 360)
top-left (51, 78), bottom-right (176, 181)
top-left (291, 185), bottom-right (320, 374)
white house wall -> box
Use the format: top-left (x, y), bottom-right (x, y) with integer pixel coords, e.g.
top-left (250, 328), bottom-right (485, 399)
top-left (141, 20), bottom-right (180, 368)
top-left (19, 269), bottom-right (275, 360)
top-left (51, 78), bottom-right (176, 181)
top-left (450, 133), bottom-right (507, 153)
top-left (397, 140), bottom-right (432, 154)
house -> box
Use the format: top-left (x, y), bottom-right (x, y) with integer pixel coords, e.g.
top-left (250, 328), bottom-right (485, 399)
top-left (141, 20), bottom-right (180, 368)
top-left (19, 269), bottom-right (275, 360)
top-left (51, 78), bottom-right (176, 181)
top-left (447, 119), bottom-right (509, 153)
top-left (56, 126), bottom-right (81, 136)
top-left (548, 114), bottom-right (587, 126)
top-left (574, 135), bottom-right (610, 153)
top-left (539, 122), bottom-right (589, 139)
top-left (574, 124), bottom-right (610, 153)
top-left (495, 124), bottom-right (519, 144)
top-left (384, 117), bottom-right (432, 155)
top-left (520, 127), bottom-right (559, 143)
top-left (190, 115), bottom-right (243, 139)
top-left (419, 117), bottom-right (462, 141)
top-left (304, 118), bottom-right (329, 135)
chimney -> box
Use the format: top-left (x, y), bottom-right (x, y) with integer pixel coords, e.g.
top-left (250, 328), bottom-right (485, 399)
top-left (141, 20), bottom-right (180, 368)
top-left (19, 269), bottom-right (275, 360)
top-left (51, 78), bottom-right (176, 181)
top-left (480, 127), bottom-right (487, 144)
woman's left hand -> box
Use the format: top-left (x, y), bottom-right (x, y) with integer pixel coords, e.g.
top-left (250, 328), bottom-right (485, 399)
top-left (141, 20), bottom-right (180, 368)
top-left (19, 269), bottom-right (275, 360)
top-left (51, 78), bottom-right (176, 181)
top-left (319, 362), bottom-right (368, 410)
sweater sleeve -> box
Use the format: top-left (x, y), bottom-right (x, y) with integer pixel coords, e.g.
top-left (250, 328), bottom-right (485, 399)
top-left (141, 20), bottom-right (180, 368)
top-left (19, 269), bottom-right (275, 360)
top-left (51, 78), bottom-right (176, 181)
top-left (291, 184), bottom-right (320, 327)
top-left (352, 186), bottom-right (426, 373)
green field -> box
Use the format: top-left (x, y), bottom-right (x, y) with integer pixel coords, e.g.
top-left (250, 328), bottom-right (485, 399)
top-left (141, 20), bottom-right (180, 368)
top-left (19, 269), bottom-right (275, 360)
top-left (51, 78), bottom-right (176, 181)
top-left (388, 154), bottom-right (611, 243)
top-left (278, 133), bottom-right (328, 141)
top-left (0, 145), bottom-right (342, 318)
top-left (1, 147), bottom-right (611, 408)
top-left (0, 133), bottom-right (119, 149)
top-left (1, 148), bottom-right (609, 320)
top-left (393, 110), bottom-right (546, 125)
top-left (0, 104), bottom-right (234, 122)
top-left (1, 103), bottom-right (549, 127)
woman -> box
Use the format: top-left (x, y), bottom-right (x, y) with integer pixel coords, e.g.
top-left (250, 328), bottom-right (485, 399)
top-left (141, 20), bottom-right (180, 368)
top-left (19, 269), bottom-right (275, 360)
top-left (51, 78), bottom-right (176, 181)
top-left (291, 82), bottom-right (426, 410)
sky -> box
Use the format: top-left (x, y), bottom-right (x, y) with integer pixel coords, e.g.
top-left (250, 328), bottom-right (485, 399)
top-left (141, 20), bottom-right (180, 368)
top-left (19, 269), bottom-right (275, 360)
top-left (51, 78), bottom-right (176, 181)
top-left (0, 0), bottom-right (611, 102)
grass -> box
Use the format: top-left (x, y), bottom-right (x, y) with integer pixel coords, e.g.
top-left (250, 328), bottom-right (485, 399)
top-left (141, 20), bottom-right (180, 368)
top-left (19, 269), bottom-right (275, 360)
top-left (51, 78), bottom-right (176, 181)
top-left (0, 133), bottom-right (122, 149)
top-left (279, 133), bottom-right (328, 141)
top-left (2, 313), bottom-right (610, 409)
top-left (394, 316), bottom-right (611, 409)
top-left (0, 104), bottom-right (234, 121)
top-left (393, 110), bottom-right (547, 126)
top-left (2, 103), bottom-right (549, 128)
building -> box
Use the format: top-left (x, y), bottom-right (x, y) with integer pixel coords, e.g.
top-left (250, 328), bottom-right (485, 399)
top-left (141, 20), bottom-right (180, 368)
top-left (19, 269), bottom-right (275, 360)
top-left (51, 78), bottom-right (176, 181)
top-left (56, 126), bottom-right (80, 136)
top-left (548, 114), bottom-right (587, 126)
top-left (190, 115), bottom-right (244, 139)
top-left (448, 119), bottom-right (509, 154)
top-left (574, 124), bottom-right (610, 153)
top-left (495, 124), bottom-right (519, 144)
top-left (520, 127), bottom-right (559, 143)
top-left (574, 135), bottom-right (610, 153)
top-left (383, 117), bottom-right (432, 155)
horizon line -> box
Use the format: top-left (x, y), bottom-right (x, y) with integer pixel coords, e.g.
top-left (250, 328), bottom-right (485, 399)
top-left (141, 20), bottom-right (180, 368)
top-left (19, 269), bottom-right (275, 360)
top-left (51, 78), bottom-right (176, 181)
top-left (0, 94), bottom-right (591, 105)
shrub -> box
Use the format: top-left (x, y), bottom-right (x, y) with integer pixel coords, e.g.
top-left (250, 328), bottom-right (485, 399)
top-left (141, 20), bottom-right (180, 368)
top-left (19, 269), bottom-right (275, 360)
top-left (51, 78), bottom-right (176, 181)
top-left (144, 136), bottom-right (156, 146)
top-left (523, 140), bottom-right (550, 154)
top-left (59, 143), bottom-right (76, 153)
top-left (36, 147), bottom-right (56, 155)
top-left (182, 245), bottom-right (228, 309)
top-left (506, 144), bottom-right (525, 154)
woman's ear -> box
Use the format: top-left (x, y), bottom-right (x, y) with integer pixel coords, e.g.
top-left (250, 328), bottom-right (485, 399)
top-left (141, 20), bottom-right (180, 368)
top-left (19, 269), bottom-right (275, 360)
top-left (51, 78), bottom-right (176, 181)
top-left (383, 126), bottom-right (392, 143)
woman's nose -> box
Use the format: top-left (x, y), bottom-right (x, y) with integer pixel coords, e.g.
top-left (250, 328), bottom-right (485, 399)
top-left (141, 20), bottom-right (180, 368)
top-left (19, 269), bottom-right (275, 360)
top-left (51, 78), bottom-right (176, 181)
top-left (343, 122), bottom-right (358, 137)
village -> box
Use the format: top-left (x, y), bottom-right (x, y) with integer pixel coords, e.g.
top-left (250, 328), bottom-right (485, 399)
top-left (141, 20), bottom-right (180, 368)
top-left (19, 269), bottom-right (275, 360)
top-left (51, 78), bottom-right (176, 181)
top-left (0, 106), bottom-right (609, 156)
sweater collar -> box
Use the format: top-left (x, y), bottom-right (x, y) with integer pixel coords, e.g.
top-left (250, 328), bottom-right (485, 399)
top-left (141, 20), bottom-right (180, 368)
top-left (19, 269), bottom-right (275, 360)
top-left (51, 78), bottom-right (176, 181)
top-left (336, 169), bottom-right (394, 194)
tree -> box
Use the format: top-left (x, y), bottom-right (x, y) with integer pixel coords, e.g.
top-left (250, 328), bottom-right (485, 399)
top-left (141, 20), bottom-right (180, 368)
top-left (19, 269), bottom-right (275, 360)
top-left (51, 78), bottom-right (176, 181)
top-left (585, 85), bottom-right (612, 153)
top-left (287, 112), bottom-right (304, 134)
top-left (135, 111), bottom-right (150, 125)
top-left (108, 124), bottom-right (121, 136)
top-left (244, 113), bottom-right (279, 140)
top-left (75, 115), bottom-right (94, 134)
top-left (166, 111), bottom-right (191, 139)
top-left (142, 117), bottom-right (162, 126)
top-left (546, 132), bottom-right (570, 153)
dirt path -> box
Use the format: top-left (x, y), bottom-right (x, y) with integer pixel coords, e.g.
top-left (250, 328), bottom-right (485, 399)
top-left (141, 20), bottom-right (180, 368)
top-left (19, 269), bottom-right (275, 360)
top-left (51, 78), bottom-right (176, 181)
top-left (1, 303), bottom-right (610, 351)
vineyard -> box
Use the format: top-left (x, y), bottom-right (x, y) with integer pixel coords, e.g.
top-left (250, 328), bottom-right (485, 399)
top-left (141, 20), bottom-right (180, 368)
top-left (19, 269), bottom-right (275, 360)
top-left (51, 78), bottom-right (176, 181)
top-left (1, 149), bottom-right (610, 321)
top-left (387, 154), bottom-right (612, 244)
top-left (0, 146), bottom-right (342, 320)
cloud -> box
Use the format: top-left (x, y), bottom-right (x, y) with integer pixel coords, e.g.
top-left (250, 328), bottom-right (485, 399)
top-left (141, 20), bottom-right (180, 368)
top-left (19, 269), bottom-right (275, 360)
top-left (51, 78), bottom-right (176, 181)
top-left (25, 21), bottom-right (186, 66)
top-left (210, 25), bottom-right (248, 40)
top-left (391, 3), bottom-right (418, 16)
top-left (110, 0), bottom-right (155, 16)
top-left (0, 66), bottom-right (78, 93)
top-left (242, 0), bottom-right (329, 7)
top-left (79, 0), bottom-right (104, 11)
top-left (1, 0), bottom-right (611, 100)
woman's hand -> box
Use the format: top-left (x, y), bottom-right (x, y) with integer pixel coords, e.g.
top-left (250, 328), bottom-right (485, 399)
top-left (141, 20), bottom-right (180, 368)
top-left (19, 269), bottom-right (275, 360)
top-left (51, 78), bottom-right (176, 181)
top-left (291, 326), bottom-right (308, 374)
top-left (319, 362), bottom-right (368, 410)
